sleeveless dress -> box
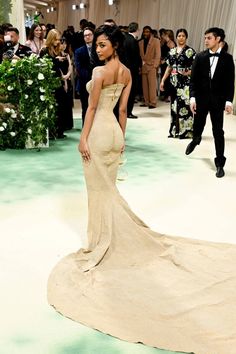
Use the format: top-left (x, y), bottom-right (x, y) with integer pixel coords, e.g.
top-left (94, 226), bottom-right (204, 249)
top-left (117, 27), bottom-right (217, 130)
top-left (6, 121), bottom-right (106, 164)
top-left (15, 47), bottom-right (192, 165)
top-left (48, 81), bottom-right (236, 354)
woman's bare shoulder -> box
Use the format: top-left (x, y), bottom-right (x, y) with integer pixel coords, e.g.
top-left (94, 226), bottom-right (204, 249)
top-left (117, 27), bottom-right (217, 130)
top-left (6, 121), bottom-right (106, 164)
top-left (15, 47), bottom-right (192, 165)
top-left (120, 64), bottom-right (131, 83)
top-left (92, 66), bottom-right (105, 75)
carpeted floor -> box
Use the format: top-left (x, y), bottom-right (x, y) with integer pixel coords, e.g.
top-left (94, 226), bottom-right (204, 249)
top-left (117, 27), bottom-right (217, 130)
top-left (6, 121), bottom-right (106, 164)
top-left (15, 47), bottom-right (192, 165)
top-left (1, 99), bottom-right (236, 354)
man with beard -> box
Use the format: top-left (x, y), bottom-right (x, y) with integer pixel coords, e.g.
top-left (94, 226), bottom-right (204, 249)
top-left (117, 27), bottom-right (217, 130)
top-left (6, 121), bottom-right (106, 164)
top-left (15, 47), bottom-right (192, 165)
top-left (139, 26), bottom-right (160, 109)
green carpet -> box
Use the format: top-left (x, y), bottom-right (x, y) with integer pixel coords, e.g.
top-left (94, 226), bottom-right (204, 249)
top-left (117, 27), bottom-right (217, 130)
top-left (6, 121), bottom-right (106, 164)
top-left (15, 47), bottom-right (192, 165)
top-left (0, 119), bottom-right (189, 204)
top-left (0, 118), bottom-right (190, 354)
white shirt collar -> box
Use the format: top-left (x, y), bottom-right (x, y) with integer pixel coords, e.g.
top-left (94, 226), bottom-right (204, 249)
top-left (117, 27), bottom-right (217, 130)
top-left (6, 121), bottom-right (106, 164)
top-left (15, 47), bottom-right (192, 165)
top-left (209, 47), bottom-right (222, 54)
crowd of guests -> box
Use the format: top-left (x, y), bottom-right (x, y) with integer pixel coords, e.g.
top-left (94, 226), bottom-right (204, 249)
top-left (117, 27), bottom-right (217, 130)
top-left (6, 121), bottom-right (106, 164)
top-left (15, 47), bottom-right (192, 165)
top-left (0, 19), bottom-right (231, 143)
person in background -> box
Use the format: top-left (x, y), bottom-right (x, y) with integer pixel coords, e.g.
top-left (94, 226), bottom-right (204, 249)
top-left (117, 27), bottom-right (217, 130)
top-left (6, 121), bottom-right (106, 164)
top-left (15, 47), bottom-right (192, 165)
top-left (160, 28), bottom-right (196, 139)
top-left (139, 25), bottom-right (161, 108)
top-left (123, 22), bottom-right (141, 118)
top-left (40, 23), bottom-right (47, 39)
top-left (185, 27), bottom-right (235, 178)
top-left (73, 19), bottom-right (88, 52)
top-left (163, 29), bottom-right (176, 50)
top-left (59, 37), bottom-right (74, 131)
top-left (25, 23), bottom-right (45, 55)
top-left (3, 27), bottom-right (31, 60)
top-left (159, 28), bottom-right (171, 102)
top-left (75, 27), bottom-right (94, 126)
top-left (104, 18), bottom-right (116, 26)
top-left (40, 29), bottom-right (68, 138)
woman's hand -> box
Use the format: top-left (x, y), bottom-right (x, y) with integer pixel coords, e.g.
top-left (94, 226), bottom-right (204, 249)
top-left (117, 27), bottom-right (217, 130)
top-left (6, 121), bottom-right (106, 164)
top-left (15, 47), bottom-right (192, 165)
top-left (78, 138), bottom-right (91, 162)
top-left (160, 80), bottom-right (165, 91)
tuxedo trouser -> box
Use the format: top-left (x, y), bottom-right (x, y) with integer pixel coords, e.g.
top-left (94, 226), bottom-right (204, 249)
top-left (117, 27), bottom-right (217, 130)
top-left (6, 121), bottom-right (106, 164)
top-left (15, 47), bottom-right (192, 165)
top-left (193, 102), bottom-right (226, 167)
top-left (127, 71), bottom-right (138, 115)
top-left (142, 68), bottom-right (157, 107)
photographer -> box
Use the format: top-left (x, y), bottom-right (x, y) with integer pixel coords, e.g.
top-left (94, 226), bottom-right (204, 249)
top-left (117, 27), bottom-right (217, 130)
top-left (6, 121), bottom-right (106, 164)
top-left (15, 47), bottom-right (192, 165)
top-left (3, 27), bottom-right (32, 60)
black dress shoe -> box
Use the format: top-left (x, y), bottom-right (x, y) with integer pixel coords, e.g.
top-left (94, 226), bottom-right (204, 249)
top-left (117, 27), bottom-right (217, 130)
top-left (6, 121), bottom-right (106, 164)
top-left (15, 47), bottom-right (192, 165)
top-left (148, 105), bottom-right (156, 109)
top-left (185, 141), bottom-right (197, 155)
top-left (216, 166), bottom-right (225, 178)
top-left (140, 103), bottom-right (147, 107)
top-left (128, 113), bottom-right (138, 119)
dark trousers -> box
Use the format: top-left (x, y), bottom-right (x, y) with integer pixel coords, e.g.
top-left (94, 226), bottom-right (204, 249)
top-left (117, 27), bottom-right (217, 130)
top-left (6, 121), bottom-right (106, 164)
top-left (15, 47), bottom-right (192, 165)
top-left (127, 71), bottom-right (138, 115)
top-left (193, 99), bottom-right (226, 167)
top-left (79, 84), bottom-right (89, 126)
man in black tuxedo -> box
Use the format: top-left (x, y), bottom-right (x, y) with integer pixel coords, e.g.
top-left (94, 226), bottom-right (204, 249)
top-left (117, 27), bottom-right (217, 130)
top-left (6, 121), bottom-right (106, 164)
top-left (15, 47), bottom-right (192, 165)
top-left (123, 22), bottom-right (141, 119)
top-left (185, 27), bottom-right (235, 178)
top-left (75, 27), bottom-right (94, 126)
top-left (3, 27), bottom-right (31, 60)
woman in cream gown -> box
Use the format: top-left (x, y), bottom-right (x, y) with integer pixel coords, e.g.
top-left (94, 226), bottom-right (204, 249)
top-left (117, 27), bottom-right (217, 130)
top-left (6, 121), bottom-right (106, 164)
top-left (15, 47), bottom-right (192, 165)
top-left (48, 26), bottom-right (236, 354)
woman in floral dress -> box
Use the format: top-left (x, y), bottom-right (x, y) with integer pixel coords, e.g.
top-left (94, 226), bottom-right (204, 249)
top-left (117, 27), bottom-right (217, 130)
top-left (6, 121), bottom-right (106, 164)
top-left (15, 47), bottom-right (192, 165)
top-left (160, 29), bottom-right (196, 139)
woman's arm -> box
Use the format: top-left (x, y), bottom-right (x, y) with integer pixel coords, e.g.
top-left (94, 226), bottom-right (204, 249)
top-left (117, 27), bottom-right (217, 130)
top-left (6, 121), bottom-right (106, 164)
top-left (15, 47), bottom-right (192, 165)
top-left (61, 54), bottom-right (73, 81)
top-left (118, 71), bottom-right (132, 152)
top-left (78, 68), bottom-right (104, 161)
top-left (160, 66), bottom-right (172, 91)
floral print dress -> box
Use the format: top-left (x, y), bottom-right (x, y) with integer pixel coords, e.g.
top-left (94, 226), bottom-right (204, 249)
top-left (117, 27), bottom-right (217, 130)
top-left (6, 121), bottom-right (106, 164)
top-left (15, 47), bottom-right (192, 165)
top-left (166, 46), bottom-right (196, 138)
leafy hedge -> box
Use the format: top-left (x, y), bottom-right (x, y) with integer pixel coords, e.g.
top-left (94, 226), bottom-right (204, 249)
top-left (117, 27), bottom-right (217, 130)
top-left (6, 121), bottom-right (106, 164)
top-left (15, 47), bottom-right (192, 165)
top-left (0, 55), bottom-right (60, 149)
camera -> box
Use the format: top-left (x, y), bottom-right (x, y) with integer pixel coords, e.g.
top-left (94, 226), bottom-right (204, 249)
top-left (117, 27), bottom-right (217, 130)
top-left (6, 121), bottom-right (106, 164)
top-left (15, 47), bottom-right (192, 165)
top-left (3, 35), bottom-right (15, 59)
top-left (3, 48), bottom-right (15, 59)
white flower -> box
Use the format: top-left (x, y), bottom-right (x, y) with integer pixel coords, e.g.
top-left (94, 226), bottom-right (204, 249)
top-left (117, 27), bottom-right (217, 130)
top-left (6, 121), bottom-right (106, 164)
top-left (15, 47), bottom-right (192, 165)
top-left (38, 73), bottom-right (44, 80)
top-left (185, 48), bottom-right (194, 58)
top-left (39, 87), bottom-right (45, 92)
top-left (10, 132), bottom-right (16, 137)
top-left (2, 122), bottom-right (7, 128)
top-left (7, 85), bottom-right (14, 91)
top-left (49, 105), bottom-right (53, 109)
top-left (29, 54), bottom-right (35, 60)
top-left (27, 128), bottom-right (32, 134)
top-left (11, 59), bottom-right (18, 65)
top-left (10, 109), bottom-right (15, 113)
top-left (4, 107), bottom-right (11, 113)
top-left (25, 94), bottom-right (29, 99)
top-left (40, 95), bottom-right (46, 101)
top-left (11, 112), bottom-right (17, 118)
top-left (0, 126), bottom-right (5, 131)
top-left (27, 79), bottom-right (33, 85)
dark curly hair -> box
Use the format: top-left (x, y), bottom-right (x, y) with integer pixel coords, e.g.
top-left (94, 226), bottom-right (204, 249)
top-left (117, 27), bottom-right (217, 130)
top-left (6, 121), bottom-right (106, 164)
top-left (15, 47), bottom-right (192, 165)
top-left (93, 25), bottom-right (124, 58)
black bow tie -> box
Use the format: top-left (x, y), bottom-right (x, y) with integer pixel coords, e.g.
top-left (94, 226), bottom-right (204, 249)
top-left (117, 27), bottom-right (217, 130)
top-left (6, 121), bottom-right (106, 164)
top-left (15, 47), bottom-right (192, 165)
top-left (209, 52), bottom-right (220, 57)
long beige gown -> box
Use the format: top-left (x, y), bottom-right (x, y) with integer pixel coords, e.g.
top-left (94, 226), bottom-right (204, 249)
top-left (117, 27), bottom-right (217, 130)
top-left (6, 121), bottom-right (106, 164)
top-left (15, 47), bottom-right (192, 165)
top-left (48, 82), bottom-right (236, 354)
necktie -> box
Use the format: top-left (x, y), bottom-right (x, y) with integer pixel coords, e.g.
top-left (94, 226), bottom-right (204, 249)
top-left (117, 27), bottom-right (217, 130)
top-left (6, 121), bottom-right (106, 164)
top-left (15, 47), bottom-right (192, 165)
top-left (88, 46), bottom-right (92, 58)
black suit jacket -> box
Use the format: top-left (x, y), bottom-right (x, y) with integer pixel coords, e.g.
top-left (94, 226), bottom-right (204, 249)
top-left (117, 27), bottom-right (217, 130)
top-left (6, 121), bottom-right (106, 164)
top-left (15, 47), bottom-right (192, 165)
top-left (123, 32), bottom-right (141, 74)
top-left (190, 49), bottom-right (235, 109)
top-left (75, 45), bottom-right (93, 92)
top-left (15, 43), bottom-right (32, 58)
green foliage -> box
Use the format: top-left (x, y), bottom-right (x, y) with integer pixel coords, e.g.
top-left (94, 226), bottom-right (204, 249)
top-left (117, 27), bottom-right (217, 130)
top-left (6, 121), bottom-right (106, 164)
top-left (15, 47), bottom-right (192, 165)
top-left (0, 0), bottom-right (12, 23)
top-left (0, 55), bottom-right (60, 149)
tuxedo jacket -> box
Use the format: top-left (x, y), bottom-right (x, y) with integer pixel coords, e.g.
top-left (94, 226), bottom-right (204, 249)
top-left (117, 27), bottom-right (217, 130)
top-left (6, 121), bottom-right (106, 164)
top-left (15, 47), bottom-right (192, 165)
top-left (123, 32), bottom-right (141, 74)
top-left (15, 43), bottom-right (32, 58)
top-left (190, 49), bottom-right (235, 109)
top-left (74, 45), bottom-right (92, 92)
top-left (139, 36), bottom-right (161, 73)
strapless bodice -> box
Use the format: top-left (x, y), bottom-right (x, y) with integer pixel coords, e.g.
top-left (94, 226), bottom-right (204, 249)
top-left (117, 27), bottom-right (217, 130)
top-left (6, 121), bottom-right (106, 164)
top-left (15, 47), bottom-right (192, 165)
top-left (86, 80), bottom-right (124, 114)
